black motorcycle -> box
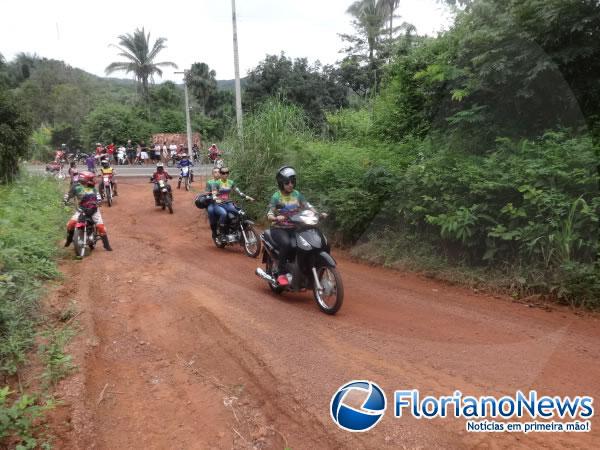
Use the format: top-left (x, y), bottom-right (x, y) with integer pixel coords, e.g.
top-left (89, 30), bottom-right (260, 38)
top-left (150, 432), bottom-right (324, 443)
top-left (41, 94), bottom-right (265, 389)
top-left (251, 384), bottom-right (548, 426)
top-left (213, 200), bottom-right (261, 258)
top-left (255, 210), bottom-right (344, 315)
top-left (73, 207), bottom-right (100, 258)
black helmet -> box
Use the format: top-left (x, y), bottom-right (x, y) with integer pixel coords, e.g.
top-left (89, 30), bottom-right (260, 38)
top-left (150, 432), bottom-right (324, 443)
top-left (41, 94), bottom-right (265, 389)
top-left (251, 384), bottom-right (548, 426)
top-left (276, 166), bottom-right (297, 190)
top-left (156, 162), bottom-right (164, 171)
top-left (101, 160), bottom-right (110, 167)
top-left (194, 193), bottom-right (212, 209)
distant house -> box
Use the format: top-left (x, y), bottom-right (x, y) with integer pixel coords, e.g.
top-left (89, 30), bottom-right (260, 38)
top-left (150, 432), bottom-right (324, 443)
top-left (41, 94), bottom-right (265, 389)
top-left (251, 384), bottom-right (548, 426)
top-left (151, 133), bottom-right (202, 148)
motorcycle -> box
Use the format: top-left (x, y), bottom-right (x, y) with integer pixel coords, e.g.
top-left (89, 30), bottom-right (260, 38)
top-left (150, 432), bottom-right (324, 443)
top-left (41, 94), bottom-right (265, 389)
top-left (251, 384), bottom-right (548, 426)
top-left (67, 151), bottom-right (89, 164)
top-left (45, 162), bottom-right (66, 179)
top-left (255, 210), bottom-right (344, 315)
top-left (177, 166), bottom-right (192, 191)
top-left (116, 149), bottom-right (127, 165)
top-left (99, 174), bottom-right (114, 207)
top-left (154, 179), bottom-right (173, 213)
top-left (73, 207), bottom-right (100, 258)
top-left (213, 200), bottom-right (261, 258)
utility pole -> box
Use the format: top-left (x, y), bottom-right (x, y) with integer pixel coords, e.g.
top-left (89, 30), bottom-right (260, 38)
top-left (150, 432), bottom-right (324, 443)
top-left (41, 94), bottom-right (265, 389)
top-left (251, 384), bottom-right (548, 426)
top-left (231, 0), bottom-right (243, 149)
top-left (175, 70), bottom-right (193, 160)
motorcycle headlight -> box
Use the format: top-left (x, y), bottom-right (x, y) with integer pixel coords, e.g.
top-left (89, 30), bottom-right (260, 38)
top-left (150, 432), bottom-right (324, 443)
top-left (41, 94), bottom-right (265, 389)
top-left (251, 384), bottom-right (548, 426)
top-left (297, 235), bottom-right (312, 250)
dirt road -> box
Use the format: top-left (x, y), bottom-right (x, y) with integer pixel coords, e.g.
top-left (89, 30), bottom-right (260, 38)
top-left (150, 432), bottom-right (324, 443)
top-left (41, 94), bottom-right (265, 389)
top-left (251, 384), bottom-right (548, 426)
top-left (49, 179), bottom-right (600, 449)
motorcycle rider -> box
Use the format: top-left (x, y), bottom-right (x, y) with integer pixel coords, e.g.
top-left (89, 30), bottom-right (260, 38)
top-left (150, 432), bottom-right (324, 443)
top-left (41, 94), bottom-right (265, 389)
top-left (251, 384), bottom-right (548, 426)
top-left (150, 162), bottom-right (173, 206)
top-left (208, 143), bottom-right (221, 164)
top-left (211, 167), bottom-right (255, 239)
top-left (206, 167), bottom-right (221, 238)
top-left (176, 152), bottom-right (194, 186)
top-left (267, 166), bottom-right (322, 286)
top-left (98, 158), bottom-right (118, 197)
top-left (64, 166), bottom-right (80, 203)
top-left (64, 171), bottom-right (112, 251)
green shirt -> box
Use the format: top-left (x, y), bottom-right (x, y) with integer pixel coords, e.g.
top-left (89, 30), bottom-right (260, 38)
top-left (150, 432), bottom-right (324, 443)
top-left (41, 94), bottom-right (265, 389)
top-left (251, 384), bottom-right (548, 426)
top-left (268, 190), bottom-right (307, 228)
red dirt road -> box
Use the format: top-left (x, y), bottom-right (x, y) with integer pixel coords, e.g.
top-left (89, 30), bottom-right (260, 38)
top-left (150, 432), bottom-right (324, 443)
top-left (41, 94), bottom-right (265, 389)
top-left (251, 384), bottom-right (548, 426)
top-left (49, 179), bottom-right (600, 449)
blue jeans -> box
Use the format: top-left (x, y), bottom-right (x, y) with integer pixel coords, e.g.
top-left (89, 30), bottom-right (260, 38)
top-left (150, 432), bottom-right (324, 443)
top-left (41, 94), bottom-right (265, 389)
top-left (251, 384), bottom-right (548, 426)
top-left (207, 203), bottom-right (217, 227)
top-left (215, 202), bottom-right (237, 225)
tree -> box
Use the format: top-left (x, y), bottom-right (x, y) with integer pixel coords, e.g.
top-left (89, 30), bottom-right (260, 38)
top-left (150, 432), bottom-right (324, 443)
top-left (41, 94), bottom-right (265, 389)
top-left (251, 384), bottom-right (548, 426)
top-left (341, 0), bottom-right (414, 95)
top-left (185, 62), bottom-right (217, 115)
top-left (80, 103), bottom-right (151, 147)
top-left (379, 0), bottom-right (401, 43)
top-left (150, 81), bottom-right (183, 110)
top-left (0, 90), bottom-right (32, 183)
top-left (105, 28), bottom-right (177, 103)
top-left (244, 53), bottom-right (348, 128)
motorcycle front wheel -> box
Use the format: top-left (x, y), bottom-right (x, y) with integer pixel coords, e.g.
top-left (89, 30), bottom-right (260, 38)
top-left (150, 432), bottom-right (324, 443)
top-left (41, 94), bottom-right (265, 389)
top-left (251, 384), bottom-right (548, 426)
top-left (242, 225), bottom-right (261, 258)
top-left (164, 193), bottom-right (173, 214)
top-left (313, 266), bottom-right (344, 315)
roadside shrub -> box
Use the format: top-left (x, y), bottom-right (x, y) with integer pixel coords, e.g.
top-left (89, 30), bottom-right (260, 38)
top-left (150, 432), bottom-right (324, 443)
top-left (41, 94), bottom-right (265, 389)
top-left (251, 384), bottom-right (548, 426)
top-left (0, 175), bottom-right (68, 375)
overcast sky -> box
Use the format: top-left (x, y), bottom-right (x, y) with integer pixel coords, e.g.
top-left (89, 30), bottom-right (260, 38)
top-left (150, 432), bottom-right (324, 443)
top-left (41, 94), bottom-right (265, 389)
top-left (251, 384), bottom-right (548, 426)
top-left (2, 0), bottom-right (452, 82)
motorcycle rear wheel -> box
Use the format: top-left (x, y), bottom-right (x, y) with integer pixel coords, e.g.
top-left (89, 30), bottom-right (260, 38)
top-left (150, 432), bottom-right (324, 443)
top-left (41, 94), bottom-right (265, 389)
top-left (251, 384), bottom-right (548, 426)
top-left (313, 266), bottom-right (344, 315)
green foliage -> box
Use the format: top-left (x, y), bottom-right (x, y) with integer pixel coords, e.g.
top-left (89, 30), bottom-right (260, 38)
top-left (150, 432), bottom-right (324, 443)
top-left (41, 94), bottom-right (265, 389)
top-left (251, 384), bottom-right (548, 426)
top-left (186, 62), bottom-right (217, 114)
top-left (375, 0), bottom-right (600, 143)
top-left (0, 175), bottom-right (68, 375)
top-left (105, 27), bottom-right (178, 103)
top-left (325, 107), bottom-right (373, 143)
top-left (0, 387), bottom-right (53, 450)
top-left (80, 103), bottom-right (152, 147)
top-left (244, 53), bottom-right (348, 128)
top-left (149, 81), bottom-right (183, 110)
top-left (0, 90), bottom-right (32, 183)
top-left (155, 109), bottom-right (185, 133)
top-left (29, 126), bottom-right (52, 163)
top-left (38, 326), bottom-right (76, 389)
top-left (226, 99), bottom-right (310, 217)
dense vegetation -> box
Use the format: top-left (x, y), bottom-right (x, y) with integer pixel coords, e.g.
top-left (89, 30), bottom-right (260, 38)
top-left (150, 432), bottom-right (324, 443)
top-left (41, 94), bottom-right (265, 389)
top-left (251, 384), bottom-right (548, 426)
top-left (228, 0), bottom-right (600, 306)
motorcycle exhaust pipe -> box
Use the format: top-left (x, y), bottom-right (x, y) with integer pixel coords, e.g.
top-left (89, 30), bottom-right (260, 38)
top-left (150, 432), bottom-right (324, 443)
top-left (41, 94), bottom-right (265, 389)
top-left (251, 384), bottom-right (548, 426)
top-left (255, 268), bottom-right (276, 284)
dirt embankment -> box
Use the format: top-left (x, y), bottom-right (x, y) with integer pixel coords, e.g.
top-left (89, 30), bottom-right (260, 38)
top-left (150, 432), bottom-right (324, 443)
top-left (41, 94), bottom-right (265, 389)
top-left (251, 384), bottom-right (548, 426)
top-left (47, 179), bottom-right (600, 449)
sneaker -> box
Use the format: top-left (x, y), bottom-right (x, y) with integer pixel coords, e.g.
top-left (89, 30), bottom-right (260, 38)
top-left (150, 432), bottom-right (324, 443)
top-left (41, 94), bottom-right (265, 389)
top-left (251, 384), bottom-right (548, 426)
top-left (277, 274), bottom-right (289, 286)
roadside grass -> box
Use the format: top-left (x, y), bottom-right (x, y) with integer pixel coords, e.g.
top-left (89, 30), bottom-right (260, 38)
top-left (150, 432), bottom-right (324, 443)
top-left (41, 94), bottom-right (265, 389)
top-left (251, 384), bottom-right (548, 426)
top-left (0, 174), bottom-right (73, 448)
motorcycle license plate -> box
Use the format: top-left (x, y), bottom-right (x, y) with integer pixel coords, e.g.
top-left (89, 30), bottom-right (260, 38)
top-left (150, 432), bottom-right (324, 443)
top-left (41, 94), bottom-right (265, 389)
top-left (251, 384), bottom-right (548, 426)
top-left (182, 167), bottom-right (188, 175)
top-left (104, 176), bottom-right (110, 184)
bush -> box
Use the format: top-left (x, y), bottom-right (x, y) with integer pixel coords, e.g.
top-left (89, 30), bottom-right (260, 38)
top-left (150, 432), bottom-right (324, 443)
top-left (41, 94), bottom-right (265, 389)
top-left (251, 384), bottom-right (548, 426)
top-left (0, 90), bottom-right (32, 183)
top-left (80, 103), bottom-right (152, 147)
top-left (0, 175), bottom-right (68, 375)
top-left (225, 99), bottom-right (310, 219)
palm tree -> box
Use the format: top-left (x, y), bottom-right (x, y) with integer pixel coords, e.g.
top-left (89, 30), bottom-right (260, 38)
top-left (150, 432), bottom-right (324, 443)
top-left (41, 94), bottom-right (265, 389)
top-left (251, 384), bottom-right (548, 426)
top-left (105, 27), bottom-right (177, 102)
top-left (347, 0), bottom-right (386, 67)
top-left (185, 62), bottom-right (217, 115)
top-left (378, 0), bottom-right (401, 42)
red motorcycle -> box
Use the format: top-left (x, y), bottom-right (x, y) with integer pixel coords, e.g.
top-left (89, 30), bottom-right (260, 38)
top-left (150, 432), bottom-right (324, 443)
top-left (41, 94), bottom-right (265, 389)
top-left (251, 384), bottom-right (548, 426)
top-left (99, 174), bottom-right (114, 207)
